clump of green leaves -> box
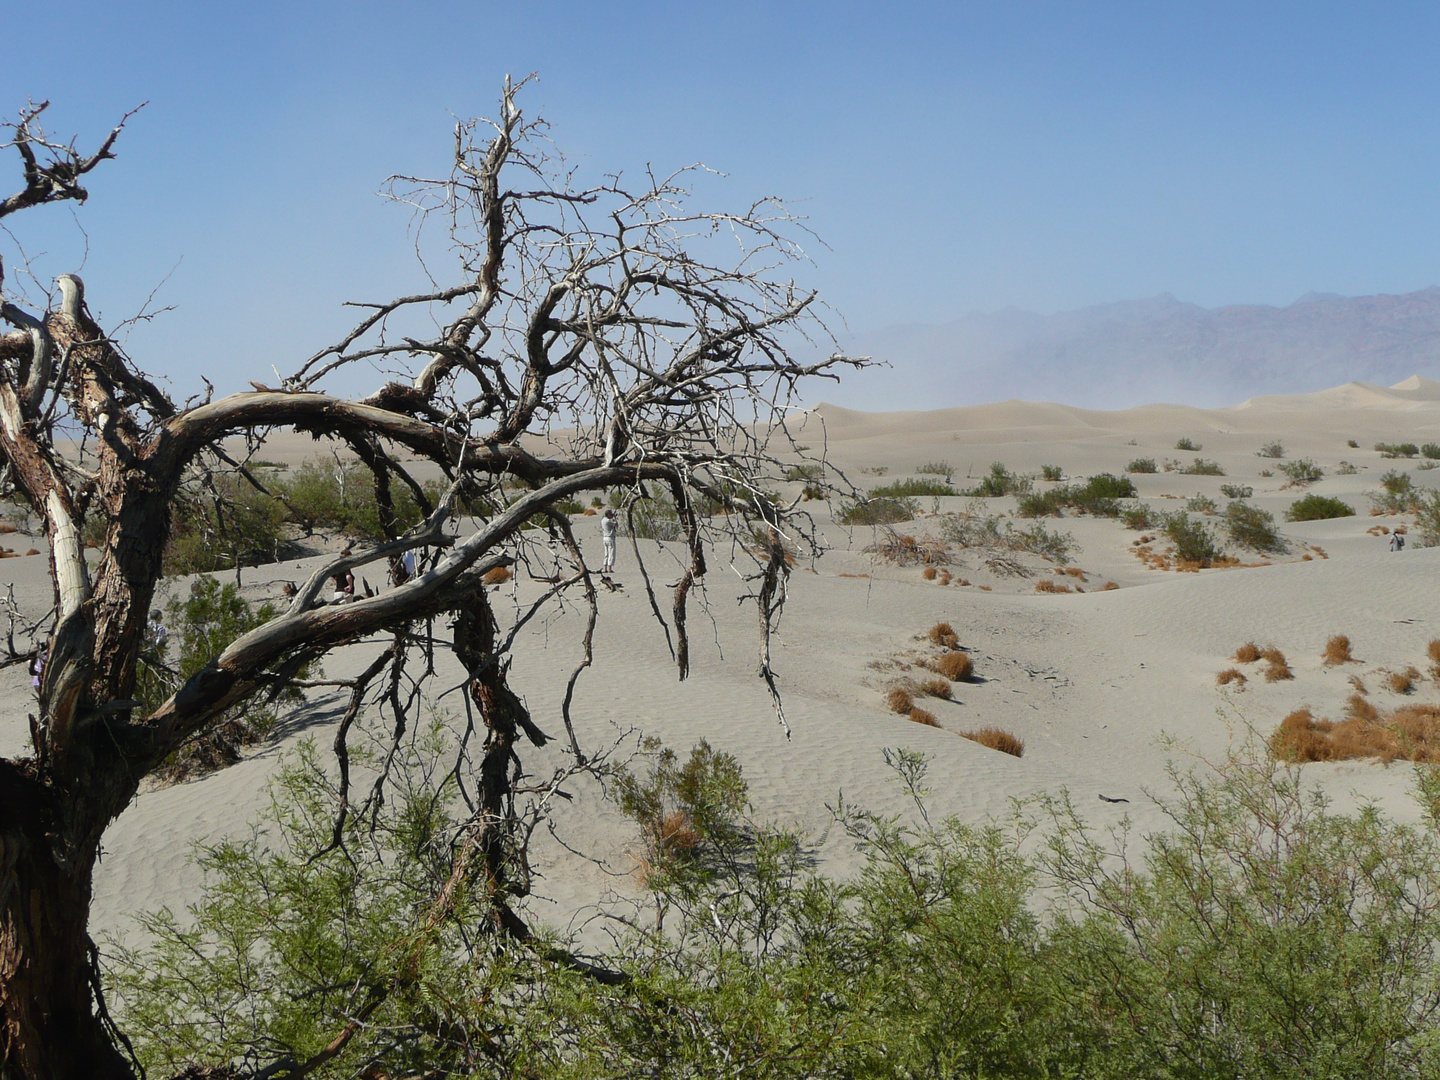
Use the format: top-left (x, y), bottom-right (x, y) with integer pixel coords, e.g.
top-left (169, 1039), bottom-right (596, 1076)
top-left (1186, 494), bottom-right (1219, 515)
top-left (1287, 494), bottom-right (1355, 521)
top-left (1224, 501), bottom-right (1287, 554)
top-left (1175, 437), bottom-right (1202, 451)
top-left (1180, 458), bottom-right (1225, 476)
top-left (1376, 441), bottom-right (1420, 458)
top-left (939, 504), bottom-right (1076, 562)
top-left (1165, 511), bottom-right (1224, 565)
top-left (961, 462), bottom-right (1032, 498)
top-left (836, 496), bottom-right (918, 526)
top-left (1126, 457), bottom-right (1157, 473)
top-left (1257, 440), bottom-right (1285, 458)
top-left (1015, 473), bottom-right (1136, 519)
top-left (1371, 470), bottom-right (1422, 514)
top-left (869, 477), bottom-right (953, 498)
top-left (1279, 458), bottom-right (1323, 483)
top-left (1040, 464), bottom-right (1063, 481)
top-left (915, 460), bottom-right (955, 481)
top-left (1220, 483), bottom-right (1253, 499)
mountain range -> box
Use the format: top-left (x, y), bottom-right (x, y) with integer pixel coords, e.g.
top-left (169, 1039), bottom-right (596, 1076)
top-left (817, 288), bottom-right (1440, 411)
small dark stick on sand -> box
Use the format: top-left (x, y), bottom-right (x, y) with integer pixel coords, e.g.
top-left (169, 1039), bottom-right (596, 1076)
top-left (1098, 794), bottom-right (1130, 803)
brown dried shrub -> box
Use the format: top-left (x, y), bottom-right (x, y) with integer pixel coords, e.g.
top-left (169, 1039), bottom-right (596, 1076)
top-left (1034, 579), bottom-right (1071, 594)
top-left (1064, 566), bottom-right (1086, 579)
top-left (1322, 635), bottom-right (1354, 666)
top-left (937, 569), bottom-right (952, 585)
top-left (1235, 642), bottom-right (1261, 663)
top-left (1102, 581), bottom-right (1119, 591)
top-left (928, 622), bottom-right (958, 648)
top-left (1389, 669), bottom-right (1418, 695)
top-left (1264, 658), bottom-right (1294, 683)
top-left (908, 707), bottom-right (940, 727)
top-left (960, 726), bottom-right (1024, 757)
top-left (482, 565), bottom-right (512, 585)
top-left (929, 650), bottom-right (974, 682)
top-left (1349, 674), bottom-right (1368, 694)
top-left (1429, 639), bottom-right (1440, 679)
top-left (919, 677), bottom-right (953, 700)
top-left (885, 686), bottom-right (915, 715)
top-left (1259, 646), bottom-right (1286, 666)
top-left (921, 566), bottom-right (938, 580)
top-left (1216, 668), bottom-right (1247, 687)
top-left (23, 548), bottom-right (37, 557)
top-left (1272, 703), bottom-right (1440, 764)
top-left (1346, 694), bottom-right (1380, 723)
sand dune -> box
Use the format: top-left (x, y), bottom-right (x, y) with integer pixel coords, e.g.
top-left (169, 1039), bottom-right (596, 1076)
top-left (4, 378), bottom-right (1440, 949)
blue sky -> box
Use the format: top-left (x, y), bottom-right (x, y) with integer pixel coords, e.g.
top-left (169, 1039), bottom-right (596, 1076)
top-left (3, 2), bottom-right (1440, 394)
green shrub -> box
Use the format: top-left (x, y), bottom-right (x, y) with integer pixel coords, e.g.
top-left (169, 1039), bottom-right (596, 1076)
top-left (783, 463), bottom-right (823, 481)
top-left (1126, 457), bottom-right (1157, 473)
top-left (1337, 461), bottom-right (1358, 475)
top-left (1257, 440), bottom-right (1285, 458)
top-left (1370, 470), bottom-right (1421, 515)
top-left (1180, 458), bottom-right (1225, 476)
top-left (1279, 458), bottom-right (1323, 483)
top-left (869, 477), bottom-right (953, 498)
top-left (1224, 502), bottom-right (1287, 554)
top-left (1187, 494), bottom-right (1219, 515)
top-left (1415, 492), bottom-right (1440, 547)
top-left (1175, 437), bottom-right (1202, 451)
top-left (1220, 483), bottom-right (1253, 499)
top-left (1016, 474), bottom-right (1133, 519)
top-left (939, 506), bottom-right (1076, 562)
top-left (837, 496), bottom-right (917, 526)
top-left (961, 462), bottom-right (1031, 498)
top-left (1165, 512), bottom-right (1223, 564)
top-left (915, 460), bottom-right (955, 481)
top-left (1286, 494), bottom-right (1355, 521)
top-left (164, 469), bottom-right (291, 576)
top-left (1424, 443), bottom-right (1440, 460)
top-left (1040, 464), bottom-right (1063, 482)
top-left (273, 459), bottom-right (433, 541)
top-left (1376, 441), bottom-right (1420, 458)
top-left (1121, 505), bottom-right (1157, 529)
top-left (1084, 473), bottom-right (1137, 499)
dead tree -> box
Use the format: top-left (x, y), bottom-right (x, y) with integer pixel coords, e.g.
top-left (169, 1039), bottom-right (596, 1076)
top-left (0, 83), bottom-right (861, 1078)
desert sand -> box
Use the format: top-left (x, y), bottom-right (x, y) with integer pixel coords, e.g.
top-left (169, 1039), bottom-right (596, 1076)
top-left (4, 377), bottom-right (1440, 949)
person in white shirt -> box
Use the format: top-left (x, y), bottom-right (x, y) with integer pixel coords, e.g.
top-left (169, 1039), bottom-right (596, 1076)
top-left (600, 508), bottom-right (618, 573)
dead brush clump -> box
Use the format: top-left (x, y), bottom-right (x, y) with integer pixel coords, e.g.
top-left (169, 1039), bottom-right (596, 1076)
top-left (1349, 674), bottom-right (1368, 694)
top-left (1272, 703), bottom-right (1440, 764)
top-left (1429, 639), bottom-right (1440, 679)
top-left (482, 565), bottom-right (512, 585)
top-left (885, 686), bottom-right (916, 715)
top-left (1102, 581), bottom-right (1119, 591)
top-left (1063, 566), bottom-right (1086, 579)
top-left (866, 530), bottom-right (952, 566)
top-left (960, 726), bottom-right (1025, 757)
top-left (918, 677), bottom-right (953, 700)
top-left (908, 707), bottom-right (940, 727)
top-left (929, 650), bottom-right (974, 682)
top-left (1216, 668), bottom-right (1247, 687)
top-left (1388, 668), bottom-right (1420, 695)
top-left (928, 622), bottom-right (959, 648)
top-left (1264, 657), bottom-right (1294, 682)
top-left (937, 569), bottom-right (953, 585)
top-left (1034, 579), bottom-right (1071, 594)
top-left (1346, 694), bottom-right (1380, 723)
top-left (921, 567), bottom-right (938, 581)
top-left (1322, 635), bottom-right (1355, 666)
top-left (1234, 642), bottom-right (1262, 664)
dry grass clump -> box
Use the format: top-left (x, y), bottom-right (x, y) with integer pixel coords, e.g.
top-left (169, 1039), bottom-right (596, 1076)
top-left (908, 707), bottom-right (940, 727)
top-left (1346, 694), bottom-right (1380, 723)
top-left (1101, 581), bottom-right (1119, 591)
top-left (960, 726), bottom-right (1025, 757)
top-left (1322, 635), bottom-right (1355, 666)
top-left (919, 677), bottom-right (953, 700)
top-left (928, 622), bottom-right (959, 648)
top-left (885, 686), bottom-right (915, 715)
top-left (922, 566), bottom-right (938, 580)
top-left (1234, 642), bottom-right (1261, 664)
top-left (866, 531), bottom-right (952, 566)
top-left (482, 565), bottom-right (512, 585)
top-left (1388, 669), bottom-right (1419, 695)
top-left (1063, 566), bottom-right (1086, 579)
top-left (929, 650), bottom-right (974, 682)
top-left (1034, 579), bottom-right (1071, 594)
top-left (1216, 668), bottom-right (1247, 687)
top-left (1259, 646), bottom-right (1286, 665)
top-left (1349, 674), bottom-right (1368, 694)
top-left (936, 569), bottom-right (953, 586)
top-left (1272, 703), bottom-right (1440, 764)
top-left (1429, 639), bottom-right (1440, 679)
top-left (1264, 658), bottom-right (1294, 683)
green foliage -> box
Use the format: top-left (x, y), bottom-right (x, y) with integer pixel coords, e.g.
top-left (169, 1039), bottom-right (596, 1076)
top-left (1286, 493), bottom-right (1356, 521)
top-left (1121, 504), bottom-right (1157, 529)
top-left (1415, 492), bottom-right (1440, 547)
top-left (915, 460), bottom-right (955, 481)
top-left (1165, 512), bottom-right (1224, 564)
top-left (273, 459), bottom-right (433, 540)
top-left (1279, 458), bottom-right (1323, 482)
top-left (868, 476), bottom-right (953, 498)
top-left (1224, 501), bottom-right (1287, 554)
top-left (1376, 441), bottom-right (1420, 458)
top-left (1257, 440), bottom-right (1285, 458)
top-left (836, 496), bottom-right (917, 526)
top-left (1175, 437), bottom-right (1202, 451)
top-left (1220, 483), bottom-right (1253, 499)
top-left (1337, 460), bottom-right (1358, 475)
top-left (1186, 494), bottom-right (1218, 514)
top-left (782, 463), bottom-right (823, 481)
top-left (1126, 457), bottom-right (1157, 473)
top-left (1179, 457), bottom-right (1225, 476)
top-left (961, 461), bottom-right (1032, 497)
top-left (165, 470), bottom-right (291, 576)
top-left (1371, 469), bottom-right (1422, 515)
top-left (1040, 464), bottom-right (1063, 481)
top-left (1015, 473), bottom-right (1135, 519)
top-left (939, 505), bottom-right (1076, 562)
top-left (1425, 443), bottom-right (1440, 460)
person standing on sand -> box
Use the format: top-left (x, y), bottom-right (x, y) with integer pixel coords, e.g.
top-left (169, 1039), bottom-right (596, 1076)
top-left (600, 508), bottom-right (618, 573)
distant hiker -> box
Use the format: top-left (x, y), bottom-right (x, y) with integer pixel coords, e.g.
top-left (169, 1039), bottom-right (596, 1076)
top-left (600, 508), bottom-right (618, 573)
top-left (29, 642), bottom-right (46, 695)
top-left (331, 567), bottom-right (356, 603)
top-left (147, 608), bottom-right (168, 649)
top-left (1390, 532), bottom-right (1405, 552)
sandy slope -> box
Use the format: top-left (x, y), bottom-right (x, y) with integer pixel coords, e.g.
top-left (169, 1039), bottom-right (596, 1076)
top-left (4, 378), bottom-right (1440, 949)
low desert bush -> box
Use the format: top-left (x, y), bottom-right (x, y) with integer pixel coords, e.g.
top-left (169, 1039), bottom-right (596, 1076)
top-left (916, 461), bottom-right (955, 481)
top-left (1257, 440), bottom-right (1285, 458)
top-left (837, 496), bottom-right (918, 526)
top-left (919, 678), bottom-right (953, 700)
top-left (869, 477), bottom-right (954, 498)
top-left (908, 707), bottom-right (939, 727)
top-left (1121, 505), bottom-right (1156, 529)
top-left (1127, 457), bottom-right (1157, 473)
top-left (921, 566), bottom-right (937, 580)
top-left (1175, 437), bottom-right (1202, 451)
top-left (960, 726), bottom-right (1024, 757)
top-left (1424, 443), bottom-right (1440, 460)
top-left (1286, 494), bottom-right (1355, 521)
top-left (1216, 668), bottom-right (1247, 687)
top-left (1235, 642), bottom-right (1261, 663)
top-left (1220, 483), bottom-right (1253, 499)
top-left (1376, 441), bottom-right (1420, 458)
top-left (783, 463), bottom-right (824, 481)
top-left (1040, 464), bottom-right (1063, 481)
top-left (928, 622), bottom-right (959, 648)
top-left (865, 530), bottom-right (950, 566)
top-left (1101, 580), bottom-right (1119, 590)
top-left (1347, 694), bottom-right (1380, 723)
top-left (1180, 458), bottom-right (1225, 476)
top-left (1016, 474), bottom-right (1134, 519)
top-left (1279, 458), bottom-right (1324, 483)
top-left (929, 650), bottom-right (974, 681)
top-left (1224, 501), bottom-right (1286, 553)
top-left (1259, 647), bottom-right (1293, 682)
top-left (962, 462), bottom-right (1032, 498)
top-left (1389, 669), bottom-right (1418, 695)
top-left (1034, 579), bottom-right (1071, 593)
top-left (1187, 494), bottom-right (1219, 515)
top-left (938, 505), bottom-right (1077, 563)
top-left (1337, 460), bottom-right (1358, 475)
top-left (1429, 639), bottom-right (1440, 678)
top-left (1413, 492), bottom-right (1440, 547)
top-left (885, 686), bottom-right (916, 715)
top-left (1273, 703), bottom-right (1440, 764)
top-left (1165, 512), bottom-right (1224, 566)
top-left (1322, 635), bottom-right (1354, 666)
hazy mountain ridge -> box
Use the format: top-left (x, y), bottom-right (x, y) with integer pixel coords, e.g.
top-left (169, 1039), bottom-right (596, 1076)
top-left (823, 288), bottom-right (1440, 410)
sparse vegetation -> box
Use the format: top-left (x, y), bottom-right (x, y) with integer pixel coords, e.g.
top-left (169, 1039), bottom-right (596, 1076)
top-left (783, 463), bottom-right (824, 481)
top-left (837, 496), bottom-right (918, 526)
top-left (1273, 703), bottom-right (1440, 763)
top-left (1187, 494), bottom-right (1219, 515)
top-left (1235, 642), bottom-right (1261, 664)
top-left (939, 504), bottom-right (1077, 563)
top-left (1041, 464), bottom-right (1063, 481)
top-left (1165, 512), bottom-right (1224, 566)
top-left (1217, 668), bottom-right (1247, 687)
top-left (1224, 502), bottom-right (1286, 554)
top-left (1127, 457), bottom-right (1157, 473)
top-left (1417, 493), bottom-right (1440, 547)
top-left (1175, 437), bottom-right (1202, 451)
top-left (959, 726), bottom-right (1024, 757)
top-left (1034, 579), bottom-right (1071, 594)
top-left (1257, 441), bottom-right (1285, 458)
top-left (929, 650), bottom-right (974, 682)
top-left (885, 686), bottom-right (916, 715)
top-left (1425, 443), bottom-right (1440, 460)
top-left (1279, 458), bottom-right (1324, 483)
top-left (908, 707), bottom-right (939, 727)
top-left (919, 678), bottom-right (953, 700)
top-left (1016, 473), bottom-right (1136, 519)
top-left (961, 462), bottom-right (1031, 498)
top-left (870, 477), bottom-right (954, 498)
top-left (1220, 483), bottom-right (1253, 499)
top-left (916, 461), bottom-right (955, 481)
top-left (1389, 669), bottom-right (1419, 695)
top-left (1323, 635), bottom-right (1355, 666)
top-left (1337, 461), bottom-right (1358, 475)
top-left (1372, 470), bottom-right (1422, 515)
top-left (1287, 494), bottom-right (1355, 521)
top-left (1376, 441), bottom-right (1420, 458)
top-left (1180, 458), bottom-right (1225, 476)
top-left (1121, 505), bottom-right (1157, 530)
